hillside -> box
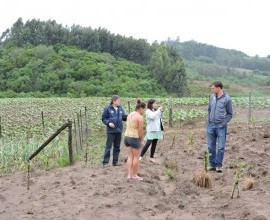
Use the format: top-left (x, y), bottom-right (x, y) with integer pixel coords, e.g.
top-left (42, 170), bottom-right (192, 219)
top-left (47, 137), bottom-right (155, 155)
top-left (1, 18), bottom-right (270, 97)
top-left (0, 45), bottom-right (166, 98)
top-left (165, 39), bottom-right (270, 96)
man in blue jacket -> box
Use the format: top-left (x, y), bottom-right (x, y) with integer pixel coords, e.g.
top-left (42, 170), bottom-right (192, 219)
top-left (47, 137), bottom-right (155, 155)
top-left (207, 81), bottom-right (233, 173)
top-left (102, 95), bottom-right (128, 167)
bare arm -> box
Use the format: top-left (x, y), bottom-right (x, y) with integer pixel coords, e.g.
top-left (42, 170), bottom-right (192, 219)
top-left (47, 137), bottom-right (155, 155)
top-left (137, 116), bottom-right (144, 141)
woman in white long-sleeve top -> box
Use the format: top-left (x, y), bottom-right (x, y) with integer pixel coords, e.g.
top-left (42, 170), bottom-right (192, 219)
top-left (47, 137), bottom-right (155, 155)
top-left (140, 99), bottom-right (164, 163)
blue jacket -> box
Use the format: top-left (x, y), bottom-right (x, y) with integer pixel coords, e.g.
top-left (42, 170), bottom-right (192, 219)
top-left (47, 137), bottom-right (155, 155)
top-left (208, 93), bottom-right (233, 126)
top-left (102, 104), bottom-right (127, 133)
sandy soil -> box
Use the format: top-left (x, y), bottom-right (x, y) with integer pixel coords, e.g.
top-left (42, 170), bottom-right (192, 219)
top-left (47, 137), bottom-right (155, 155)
top-left (1, 107), bottom-right (270, 220)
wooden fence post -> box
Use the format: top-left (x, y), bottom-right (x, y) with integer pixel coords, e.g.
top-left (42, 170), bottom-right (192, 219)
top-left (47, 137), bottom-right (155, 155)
top-left (128, 101), bottom-right (131, 113)
top-left (73, 119), bottom-right (78, 154)
top-left (248, 92), bottom-right (252, 127)
top-left (169, 99), bottom-right (173, 128)
top-left (80, 109), bottom-right (83, 144)
top-left (84, 106), bottom-right (89, 164)
top-left (0, 116), bottom-right (2, 138)
top-left (77, 113), bottom-right (82, 149)
top-left (28, 122), bottom-right (69, 161)
top-left (41, 111), bottom-right (45, 134)
top-left (68, 120), bottom-right (73, 165)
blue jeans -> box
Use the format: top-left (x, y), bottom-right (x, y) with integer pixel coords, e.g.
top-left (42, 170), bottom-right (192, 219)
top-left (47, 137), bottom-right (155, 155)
top-left (102, 133), bottom-right (122, 165)
top-left (207, 124), bottom-right (227, 167)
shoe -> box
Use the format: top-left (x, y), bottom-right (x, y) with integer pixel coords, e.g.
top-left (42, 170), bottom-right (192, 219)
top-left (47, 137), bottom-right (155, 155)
top-left (149, 158), bottom-right (157, 163)
top-left (216, 167), bottom-right (223, 173)
top-left (112, 163), bottom-right (121, 166)
top-left (207, 166), bottom-right (216, 171)
top-left (103, 164), bottom-right (109, 167)
top-left (132, 176), bottom-right (144, 181)
top-left (139, 157), bottom-right (142, 161)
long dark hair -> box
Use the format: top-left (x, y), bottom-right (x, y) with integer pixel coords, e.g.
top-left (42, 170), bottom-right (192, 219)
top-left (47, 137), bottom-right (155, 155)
top-left (135, 99), bottom-right (146, 110)
top-left (147, 99), bottom-right (156, 110)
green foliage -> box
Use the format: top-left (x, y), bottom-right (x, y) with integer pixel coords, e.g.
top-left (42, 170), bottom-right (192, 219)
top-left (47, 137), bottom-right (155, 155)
top-left (1, 18), bottom-right (151, 65)
top-left (149, 43), bottom-right (187, 96)
top-left (165, 39), bottom-right (270, 97)
top-left (1, 18), bottom-right (187, 96)
top-left (0, 45), bottom-right (166, 97)
top-left (1, 18), bottom-right (270, 97)
top-left (164, 168), bottom-right (176, 180)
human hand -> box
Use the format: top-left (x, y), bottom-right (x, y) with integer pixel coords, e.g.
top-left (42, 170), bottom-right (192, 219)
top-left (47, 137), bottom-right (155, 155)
top-left (109, 122), bottom-right (115, 128)
top-left (159, 106), bottom-right (164, 112)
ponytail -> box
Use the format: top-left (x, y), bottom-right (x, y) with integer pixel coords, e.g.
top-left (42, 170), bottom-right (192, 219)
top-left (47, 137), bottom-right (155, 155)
top-left (135, 99), bottom-right (146, 110)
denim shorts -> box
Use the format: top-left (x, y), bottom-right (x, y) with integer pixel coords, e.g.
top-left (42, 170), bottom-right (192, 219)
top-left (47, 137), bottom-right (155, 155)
top-left (124, 136), bottom-right (141, 149)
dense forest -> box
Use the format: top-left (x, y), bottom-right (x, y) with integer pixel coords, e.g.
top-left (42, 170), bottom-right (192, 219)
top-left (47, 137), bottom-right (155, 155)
top-left (0, 18), bottom-right (269, 97)
top-left (0, 18), bottom-right (186, 97)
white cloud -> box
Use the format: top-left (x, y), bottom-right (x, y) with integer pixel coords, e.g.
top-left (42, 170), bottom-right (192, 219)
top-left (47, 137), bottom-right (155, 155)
top-left (1, 0), bottom-right (269, 56)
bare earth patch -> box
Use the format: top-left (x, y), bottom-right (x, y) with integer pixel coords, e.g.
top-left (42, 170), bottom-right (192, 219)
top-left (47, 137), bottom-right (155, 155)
top-left (0, 107), bottom-right (270, 220)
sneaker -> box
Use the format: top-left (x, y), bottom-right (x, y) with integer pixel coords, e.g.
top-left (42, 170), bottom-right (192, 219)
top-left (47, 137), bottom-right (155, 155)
top-left (139, 157), bottom-right (142, 161)
top-left (216, 167), bottom-right (223, 173)
top-left (103, 164), bottom-right (110, 167)
top-left (207, 166), bottom-right (216, 171)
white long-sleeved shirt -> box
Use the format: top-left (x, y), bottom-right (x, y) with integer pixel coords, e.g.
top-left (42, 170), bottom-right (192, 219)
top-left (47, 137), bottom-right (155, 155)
top-left (145, 108), bottom-right (163, 132)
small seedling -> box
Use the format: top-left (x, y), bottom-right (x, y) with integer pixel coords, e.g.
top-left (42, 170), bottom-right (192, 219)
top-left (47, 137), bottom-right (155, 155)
top-left (163, 157), bottom-right (178, 180)
top-left (164, 168), bottom-right (176, 180)
top-left (187, 132), bottom-right (195, 155)
top-left (231, 167), bottom-right (241, 198)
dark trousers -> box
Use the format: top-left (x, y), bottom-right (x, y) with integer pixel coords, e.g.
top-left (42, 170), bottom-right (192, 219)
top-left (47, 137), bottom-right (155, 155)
top-left (140, 139), bottom-right (158, 158)
top-left (102, 133), bottom-right (122, 165)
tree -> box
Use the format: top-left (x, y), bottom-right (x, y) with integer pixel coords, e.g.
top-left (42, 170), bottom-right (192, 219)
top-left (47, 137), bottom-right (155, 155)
top-left (149, 43), bottom-right (187, 96)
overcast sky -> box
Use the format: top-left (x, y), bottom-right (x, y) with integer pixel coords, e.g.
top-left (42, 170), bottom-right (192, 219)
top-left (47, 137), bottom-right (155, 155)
top-left (1, 0), bottom-right (269, 57)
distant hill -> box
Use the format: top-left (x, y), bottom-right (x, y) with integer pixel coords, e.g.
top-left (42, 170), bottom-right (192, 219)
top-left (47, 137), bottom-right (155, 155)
top-left (1, 18), bottom-right (269, 97)
top-left (164, 39), bottom-right (270, 96)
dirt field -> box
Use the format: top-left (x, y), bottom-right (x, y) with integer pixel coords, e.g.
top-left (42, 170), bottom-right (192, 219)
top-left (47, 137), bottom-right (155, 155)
top-left (1, 107), bottom-right (270, 220)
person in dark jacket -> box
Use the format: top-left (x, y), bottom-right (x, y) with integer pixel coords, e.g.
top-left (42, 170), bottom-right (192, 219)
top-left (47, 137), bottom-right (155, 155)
top-left (102, 95), bottom-right (128, 167)
top-left (207, 81), bottom-right (233, 173)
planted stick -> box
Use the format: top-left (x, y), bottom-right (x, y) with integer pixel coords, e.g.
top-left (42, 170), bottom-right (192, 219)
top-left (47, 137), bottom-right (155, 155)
top-left (194, 151), bottom-right (212, 188)
top-left (77, 113), bottom-right (82, 150)
top-left (231, 167), bottom-right (241, 199)
top-left (170, 135), bottom-right (176, 148)
top-left (27, 161), bottom-right (30, 190)
top-left (204, 151), bottom-right (208, 171)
